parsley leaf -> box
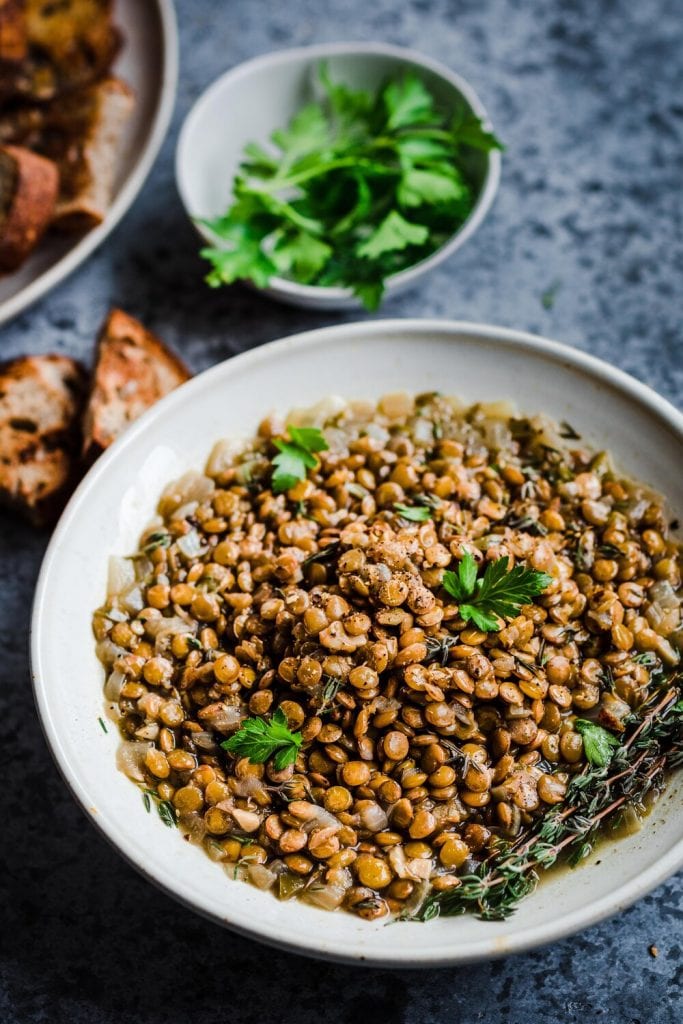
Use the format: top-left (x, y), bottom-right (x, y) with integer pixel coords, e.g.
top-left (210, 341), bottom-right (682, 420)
top-left (271, 230), bottom-right (333, 283)
top-left (271, 425), bottom-right (329, 493)
top-left (200, 64), bottom-right (502, 310)
top-left (394, 502), bottom-right (432, 522)
top-left (574, 719), bottom-right (620, 767)
top-left (383, 73), bottom-right (435, 130)
top-left (222, 708), bottom-right (303, 770)
top-left (397, 168), bottom-right (467, 208)
top-left (356, 210), bottom-right (429, 260)
top-left (443, 554), bottom-right (552, 632)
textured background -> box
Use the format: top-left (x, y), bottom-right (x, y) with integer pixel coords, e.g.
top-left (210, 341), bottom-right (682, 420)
top-left (1, 0), bottom-right (682, 1021)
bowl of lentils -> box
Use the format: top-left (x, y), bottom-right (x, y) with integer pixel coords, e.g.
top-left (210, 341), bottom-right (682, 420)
top-left (32, 320), bottom-right (683, 966)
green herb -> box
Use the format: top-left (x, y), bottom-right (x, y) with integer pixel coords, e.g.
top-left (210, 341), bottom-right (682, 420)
top-left (142, 531), bottom-right (172, 555)
top-left (633, 652), bottom-right (658, 666)
top-left (394, 502), bottom-right (432, 522)
top-left (271, 425), bottom-right (329, 493)
top-left (319, 675), bottom-right (343, 715)
top-left (597, 543), bottom-right (623, 558)
top-left (559, 421), bottom-right (581, 440)
top-left (575, 719), bottom-right (620, 767)
top-left (303, 541), bottom-right (340, 566)
top-left (424, 634), bottom-right (458, 666)
top-left (408, 686), bottom-right (682, 921)
top-left (506, 513), bottom-right (548, 536)
top-left (142, 792), bottom-right (151, 813)
top-left (97, 716), bottom-right (108, 734)
top-left (442, 552), bottom-right (552, 632)
top-left (222, 707), bottom-right (303, 769)
top-left (186, 636), bottom-right (202, 651)
top-left (157, 800), bottom-right (177, 829)
top-left (200, 65), bottom-right (502, 310)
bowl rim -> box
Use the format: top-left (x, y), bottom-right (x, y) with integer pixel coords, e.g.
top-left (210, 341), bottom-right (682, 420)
top-left (175, 41), bottom-right (501, 302)
top-left (31, 319), bottom-right (683, 967)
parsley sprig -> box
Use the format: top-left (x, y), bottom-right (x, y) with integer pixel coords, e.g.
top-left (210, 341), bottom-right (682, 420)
top-left (442, 552), bottom-right (552, 632)
top-left (200, 64), bottom-right (502, 310)
top-left (271, 425), bottom-right (329, 493)
top-left (394, 501), bottom-right (432, 522)
top-left (221, 708), bottom-right (303, 769)
top-left (575, 719), bottom-right (620, 767)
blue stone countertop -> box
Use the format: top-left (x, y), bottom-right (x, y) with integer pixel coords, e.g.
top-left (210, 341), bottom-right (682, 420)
top-left (1, 1), bottom-right (681, 1022)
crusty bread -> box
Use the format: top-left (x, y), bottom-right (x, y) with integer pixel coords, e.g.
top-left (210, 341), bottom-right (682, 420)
top-left (82, 309), bottom-right (190, 462)
top-left (0, 354), bottom-right (86, 525)
top-left (0, 143), bottom-right (58, 271)
top-left (0, 0), bottom-right (119, 103)
top-left (0, 0), bottom-right (27, 63)
top-left (0, 76), bottom-right (135, 231)
top-left (51, 76), bottom-right (134, 230)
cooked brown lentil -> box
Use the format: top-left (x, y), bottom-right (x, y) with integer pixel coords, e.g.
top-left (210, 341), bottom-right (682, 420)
top-left (94, 393), bottom-right (682, 919)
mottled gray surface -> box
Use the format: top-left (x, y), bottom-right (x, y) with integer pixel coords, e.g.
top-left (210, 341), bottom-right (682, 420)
top-left (1, 0), bottom-right (682, 1021)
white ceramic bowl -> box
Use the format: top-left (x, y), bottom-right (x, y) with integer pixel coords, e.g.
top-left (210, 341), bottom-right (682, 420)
top-left (32, 320), bottom-right (683, 967)
top-left (176, 43), bottom-right (501, 310)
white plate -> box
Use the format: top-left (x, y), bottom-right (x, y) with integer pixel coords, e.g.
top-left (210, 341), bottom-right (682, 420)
top-left (31, 320), bottom-right (683, 967)
top-left (0, 0), bottom-right (178, 328)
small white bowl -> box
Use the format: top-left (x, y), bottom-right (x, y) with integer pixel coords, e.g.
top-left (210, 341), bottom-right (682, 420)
top-left (176, 43), bottom-right (501, 310)
top-left (32, 320), bottom-right (683, 967)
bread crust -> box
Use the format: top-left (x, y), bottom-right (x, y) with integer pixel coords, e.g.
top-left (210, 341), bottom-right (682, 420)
top-left (52, 76), bottom-right (134, 230)
top-left (82, 309), bottom-right (191, 462)
top-left (0, 353), bottom-right (87, 525)
top-left (0, 143), bottom-right (58, 271)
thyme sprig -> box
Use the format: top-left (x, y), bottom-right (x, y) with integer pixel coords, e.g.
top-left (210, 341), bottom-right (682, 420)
top-left (409, 685), bottom-right (682, 922)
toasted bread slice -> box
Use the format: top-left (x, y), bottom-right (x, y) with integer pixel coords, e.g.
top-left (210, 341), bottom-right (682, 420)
top-left (51, 76), bottom-right (134, 230)
top-left (0, 143), bottom-right (58, 272)
top-left (0, 0), bottom-right (119, 104)
top-left (0, 354), bottom-right (86, 525)
top-left (82, 309), bottom-right (190, 462)
top-left (0, 0), bottom-right (27, 62)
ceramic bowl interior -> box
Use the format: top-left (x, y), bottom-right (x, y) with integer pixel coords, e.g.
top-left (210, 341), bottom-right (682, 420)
top-left (32, 320), bottom-right (683, 966)
top-left (176, 43), bottom-right (501, 310)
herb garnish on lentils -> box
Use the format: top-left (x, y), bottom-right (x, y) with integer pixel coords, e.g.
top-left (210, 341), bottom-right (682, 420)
top-left (200, 65), bottom-right (502, 309)
top-left (94, 392), bottom-right (682, 921)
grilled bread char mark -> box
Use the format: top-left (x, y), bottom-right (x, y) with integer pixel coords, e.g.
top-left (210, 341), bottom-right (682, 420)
top-left (0, 354), bottom-right (87, 525)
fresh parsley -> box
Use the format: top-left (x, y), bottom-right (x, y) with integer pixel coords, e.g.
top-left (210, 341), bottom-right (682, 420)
top-left (221, 707), bottom-right (303, 769)
top-left (575, 719), bottom-right (620, 767)
top-left (200, 64), bottom-right (502, 310)
top-left (442, 551), bottom-right (552, 632)
top-left (271, 425), bottom-right (329, 493)
top-left (394, 502), bottom-right (432, 522)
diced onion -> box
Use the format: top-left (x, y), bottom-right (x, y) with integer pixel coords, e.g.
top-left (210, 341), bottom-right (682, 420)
top-left (179, 811), bottom-right (207, 844)
top-left (120, 585), bottom-right (144, 615)
top-left (107, 556), bottom-right (135, 599)
top-left (248, 864), bottom-right (277, 890)
top-left (96, 639), bottom-right (127, 668)
top-left (116, 741), bottom-right (152, 781)
top-left (161, 471), bottom-right (215, 513)
top-left (206, 439), bottom-right (244, 477)
top-left (145, 615), bottom-right (195, 639)
top-left (176, 529), bottom-right (203, 559)
top-left (104, 669), bottom-right (125, 701)
top-left (304, 883), bottom-right (346, 910)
